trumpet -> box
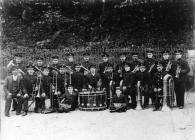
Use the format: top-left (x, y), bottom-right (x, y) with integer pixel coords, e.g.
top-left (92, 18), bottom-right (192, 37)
top-left (136, 81), bottom-right (142, 110)
top-left (165, 61), bottom-right (172, 72)
top-left (35, 75), bottom-right (42, 98)
top-left (175, 65), bottom-right (181, 78)
top-left (80, 65), bottom-right (90, 73)
top-left (148, 64), bottom-right (155, 73)
top-left (132, 65), bottom-right (139, 73)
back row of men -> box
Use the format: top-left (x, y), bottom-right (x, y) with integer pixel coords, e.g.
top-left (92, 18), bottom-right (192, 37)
top-left (4, 49), bottom-right (190, 116)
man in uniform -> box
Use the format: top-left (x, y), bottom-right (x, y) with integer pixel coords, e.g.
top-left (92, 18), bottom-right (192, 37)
top-left (172, 50), bottom-right (190, 109)
top-left (66, 53), bottom-right (75, 71)
top-left (161, 50), bottom-right (174, 75)
top-left (81, 52), bottom-right (93, 75)
top-left (144, 49), bottom-right (157, 107)
top-left (130, 52), bottom-right (143, 72)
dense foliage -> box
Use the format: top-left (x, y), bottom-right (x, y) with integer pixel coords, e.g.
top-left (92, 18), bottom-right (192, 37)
top-left (1, 0), bottom-right (194, 50)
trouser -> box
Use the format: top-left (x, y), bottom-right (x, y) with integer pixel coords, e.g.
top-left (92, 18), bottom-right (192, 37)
top-left (154, 92), bottom-right (163, 109)
top-left (12, 98), bottom-right (17, 111)
top-left (123, 87), bottom-right (136, 108)
top-left (144, 86), bottom-right (155, 106)
top-left (35, 97), bottom-right (46, 112)
top-left (174, 81), bottom-right (185, 107)
top-left (5, 95), bottom-right (28, 116)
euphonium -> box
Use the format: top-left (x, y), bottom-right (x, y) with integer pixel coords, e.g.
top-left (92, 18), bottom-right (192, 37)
top-left (162, 74), bottom-right (174, 111)
top-left (136, 81), bottom-right (142, 110)
top-left (35, 74), bottom-right (42, 98)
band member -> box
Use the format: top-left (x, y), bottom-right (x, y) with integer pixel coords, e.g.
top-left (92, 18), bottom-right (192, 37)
top-left (122, 63), bottom-right (137, 109)
top-left (87, 65), bottom-right (102, 90)
top-left (66, 53), bottom-right (75, 71)
top-left (22, 65), bottom-right (38, 114)
top-left (72, 63), bottom-right (86, 91)
top-left (172, 50), bottom-right (190, 109)
top-left (49, 55), bottom-right (61, 69)
top-left (81, 52), bottom-right (93, 74)
top-left (98, 53), bottom-right (112, 75)
top-left (153, 62), bottom-right (166, 111)
top-left (136, 63), bottom-right (150, 108)
top-left (35, 56), bottom-right (44, 70)
top-left (110, 87), bottom-right (128, 113)
top-left (115, 52), bottom-right (129, 83)
top-left (4, 66), bottom-right (23, 117)
top-left (7, 53), bottom-right (25, 76)
top-left (57, 86), bottom-right (77, 113)
top-left (144, 49), bottom-right (157, 107)
top-left (161, 50), bottom-right (174, 75)
top-left (130, 52), bottom-right (143, 71)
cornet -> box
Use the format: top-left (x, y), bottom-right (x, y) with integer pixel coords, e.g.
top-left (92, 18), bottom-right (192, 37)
top-left (132, 65), bottom-right (139, 73)
top-left (175, 65), bottom-right (181, 78)
top-left (165, 61), bottom-right (172, 72)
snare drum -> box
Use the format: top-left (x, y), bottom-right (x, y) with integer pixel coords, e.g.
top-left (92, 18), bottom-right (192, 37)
top-left (78, 90), bottom-right (107, 111)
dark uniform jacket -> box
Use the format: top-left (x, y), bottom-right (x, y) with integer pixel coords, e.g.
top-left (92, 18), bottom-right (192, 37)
top-left (161, 59), bottom-right (174, 76)
top-left (22, 74), bottom-right (37, 95)
top-left (172, 59), bottom-right (190, 83)
top-left (72, 71), bottom-right (85, 91)
top-left (123, 71), bottom-right (137, 88)
top-left (81, 61), bottom-right (93, 73)
top-left (111, 94), bottom-right (128, 104)
top-left (42, 75), bottom-right (52, 96)
top-left (115, 61), bottom-right (129, 79)
top-left (87, 73), bottom-right (101, 89)
top-left (98, 62), bottom-right (113, 75)
top-left (153, 71), bottom-right (166, 94)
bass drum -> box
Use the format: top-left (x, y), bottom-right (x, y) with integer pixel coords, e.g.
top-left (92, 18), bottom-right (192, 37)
top-left (78, 90), bottom-right (107, 111)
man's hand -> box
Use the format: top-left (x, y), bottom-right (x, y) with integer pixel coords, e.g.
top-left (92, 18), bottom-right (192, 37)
top-left (17, 93), bottom-right (21, 97)
top-left (41, 93), bottom-right (46, 97)
top-left (122, 86), bottom-right (127, 91)
top-left (24, 94), bottom-right (29, 98)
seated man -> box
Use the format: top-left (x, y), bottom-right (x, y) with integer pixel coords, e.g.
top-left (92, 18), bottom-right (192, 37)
top-left (109, 87), bottom-right (128, 113)
top-left (57, 86), bottom-right (77, 113)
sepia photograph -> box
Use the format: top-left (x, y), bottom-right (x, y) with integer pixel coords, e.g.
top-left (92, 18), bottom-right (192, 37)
top-left (0, 0), bottom-right (195, 140)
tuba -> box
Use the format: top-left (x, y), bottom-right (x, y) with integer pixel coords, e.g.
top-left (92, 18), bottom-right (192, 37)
top-left (136, 81), bottom-right (142, 110)
top-left (162, 74), bottom-right (175, 111)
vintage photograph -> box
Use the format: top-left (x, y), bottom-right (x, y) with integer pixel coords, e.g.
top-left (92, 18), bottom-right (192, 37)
top-left (0, 0), bottom-right (195, 140)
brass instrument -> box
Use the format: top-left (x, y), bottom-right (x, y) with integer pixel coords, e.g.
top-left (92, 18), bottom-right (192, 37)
top-left (132, 65), bottom-right (139, 73)
top-left (162, 74), bottom-right (175, 111)
top-left (148, 64), bottom-right (155, 73)
top-left (175, 65), bottom-right (181, 78)
top-left (35, 73), bottom-right (42, 98)
top-left (165, 61), bottom-right (172, 72)
top-left (136, 81), bottom-right (142, 110)
top-left (80, 65), bottom-right (90, 73)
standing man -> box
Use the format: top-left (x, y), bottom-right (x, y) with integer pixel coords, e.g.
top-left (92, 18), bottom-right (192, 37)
top-left (172, 50), bottom-right (190, 109)
top-left (161, 50), bottom-right (174, 75)
top-left (66, 53), bottom-right (75, 71)
top-left (130, 52), bottom-right (143, 72)
top-left (144, 49), bottom-right (157, 107)
top-left (81, 52), bottom-right (93, 74)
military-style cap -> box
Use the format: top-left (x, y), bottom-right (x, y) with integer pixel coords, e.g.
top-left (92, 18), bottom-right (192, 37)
top-left (139, 63), bottom-right (146, 68)
top-left (132, 52), bottom-right (139, 56)
top-left (162, 50), bottom-right (170, 54)
top-left (89, 65), bottom-right (96, 69)
top-left (124, 63), bottom-right (130, 67)
top-left (74, 63), bottom-right (81, 68)
top-left (174, 50), bottom-right (183, 54)
top-left (157, 61), bottom-right (163, 67)
top-left (11, 66), bottom-right (18, 71)
top-left (14, 53), bottom-right (23, 57)
top-left (26, 64), bottom-right (34, 70)
top-left (101, 53), bottom-right (109, 57)
top-left (83, 52), bottom-right (90, 56)
top-left (146, 48), bottom-right (154, 53)
top-left (36, 56), bottom-right (44, 60)
top-left (52, 55), bottom-right (59, 59)
top-left (67, 53), bottom-right (74, 57)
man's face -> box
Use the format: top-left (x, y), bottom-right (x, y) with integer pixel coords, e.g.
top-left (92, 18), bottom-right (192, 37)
top-left (90, 68), bottom-right (96, 74)
top-left (68, 87), bottom-right (73, 93)
top-left (68, 56), bottom-right (74, 62)
top-left (147, 53), bottom-right (153, 58)
top-left (132, 55), bottom-right (138, 60)
top-left (103, 57), bottom-right (108, 62)
top-left (75, 66), bottom-right (81, 72)
top-left (140, 67), bottom-right (146, 72)
top-left (157, 66), bottom-right (163, 71)
top-left (27, 69), bottom-right (34, 75)
top-left (37, 60), bottom-right (43, 66)
top-left (43, 69), bottom-right (49, 75)
top-left (52, 59), bottom-right (59, 64)
top-left (12, 69), bottom-right (18, 76)
top-left (124, 66), bottom-right (130, 71)
top-left (120, 55), bottom-right (126, 61)
top-left (84, 56), bottom-right (89, 61)
top-left (175, 53), bottom-right (182, 59)
top-left (116, 89), bottom-right (121, 96)
top-left (15, 57), bottom-right (22, 64)
top-left (59, 68), bottom-right (65, 74)
top-left (163, 53), bottom-right (169, 60)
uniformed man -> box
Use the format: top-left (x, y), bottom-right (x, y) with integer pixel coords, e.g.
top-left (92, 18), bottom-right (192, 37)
top-left (81, 52), bottom-right (93, 75)
top-left (98, 53), bottom-right (112, 75)
top-left (136, 63), bottom-right (150, 108)
top-left (7, 53), bottom-right (25, 76)
top-left (130, 52), bottom-right (143, 72)
top-left (161, 50), bottom-right (174, 75)
top-left (115, 52), bottom-right (129, 82)
top-left (87, 65), bottom-right (102, 90)
top-left (172, 50), bottom-right (190, 109)
top-left (144, 49), bottom-right (157, 107)
top-left (66, 53), bottom-right (75, 71)
top-left (22, 65), bottom-right (38, 114)
top-left (152, 62), bottom-right (166, 111)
